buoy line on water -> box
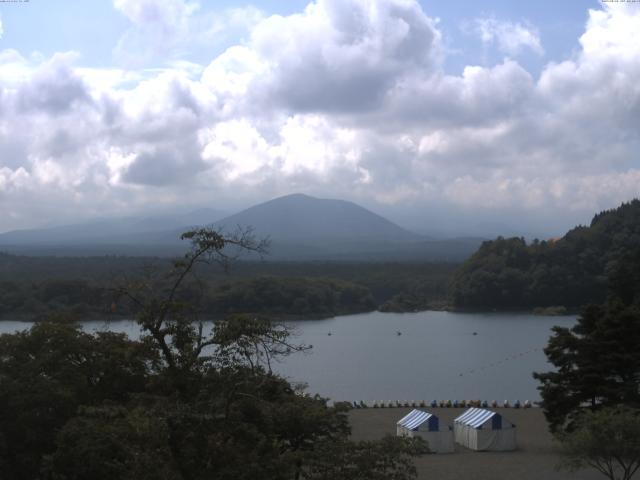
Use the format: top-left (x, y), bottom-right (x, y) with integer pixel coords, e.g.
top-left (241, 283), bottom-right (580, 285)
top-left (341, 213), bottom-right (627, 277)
top-left (457, 347), bottom-right (543, 377)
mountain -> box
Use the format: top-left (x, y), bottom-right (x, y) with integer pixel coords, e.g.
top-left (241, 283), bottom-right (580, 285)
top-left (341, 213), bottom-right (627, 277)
top-left (0, 194), bottom-right (482, 261)
top-left (450, 199), bottom-right (640, 309)
top-left (0, 209), bottom-right (226, 247)
top-left (214, 193), bottom-right (421, 242)
top-left (208, 194), bottom-right (479, 261)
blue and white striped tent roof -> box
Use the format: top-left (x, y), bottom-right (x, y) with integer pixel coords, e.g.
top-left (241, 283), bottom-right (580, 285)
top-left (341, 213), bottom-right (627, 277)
top-left (454, 408), bottom-right (502, 429)
top-left (397, 409), bottom-right (438, 431)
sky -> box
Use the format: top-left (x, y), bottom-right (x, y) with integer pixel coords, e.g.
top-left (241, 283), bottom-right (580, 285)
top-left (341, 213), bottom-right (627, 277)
top-left (0, 0), bottom-right (639, 237)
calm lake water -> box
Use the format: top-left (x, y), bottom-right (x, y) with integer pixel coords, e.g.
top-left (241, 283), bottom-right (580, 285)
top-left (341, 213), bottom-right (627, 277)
top-left (0, 311), bottom-right (575, 402)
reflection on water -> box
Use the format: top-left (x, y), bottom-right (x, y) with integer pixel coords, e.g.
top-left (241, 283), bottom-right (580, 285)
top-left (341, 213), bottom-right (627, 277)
top-left (0, 311), bottom-right (575, 402)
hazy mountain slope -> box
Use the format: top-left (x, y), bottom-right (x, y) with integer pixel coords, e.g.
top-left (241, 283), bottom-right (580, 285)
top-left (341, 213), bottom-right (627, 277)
top-left (0, 209), bottom-right (225, 246)
top-left (0, 194), bottom-right (480, 261)
top-left (214, 193), bottom-right (421, 242)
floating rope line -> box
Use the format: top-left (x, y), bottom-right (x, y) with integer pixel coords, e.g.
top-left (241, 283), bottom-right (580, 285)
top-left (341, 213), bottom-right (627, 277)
top-left (457, 347), bottom-right (542, 377)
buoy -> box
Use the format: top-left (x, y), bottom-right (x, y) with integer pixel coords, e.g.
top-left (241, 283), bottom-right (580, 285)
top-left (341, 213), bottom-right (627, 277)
top-left (327, 332), bottom-right (332, 336)
top-left (473, 332), bottom-right (478, 336)
top-left (397, 331), bottom-right (402, 336)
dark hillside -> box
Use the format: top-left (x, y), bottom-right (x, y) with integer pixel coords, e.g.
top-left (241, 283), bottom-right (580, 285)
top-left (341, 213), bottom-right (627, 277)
top-left (450, 200), bottom-right (640, 309)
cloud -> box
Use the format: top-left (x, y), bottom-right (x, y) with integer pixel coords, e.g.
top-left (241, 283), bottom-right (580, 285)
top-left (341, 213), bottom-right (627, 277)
top-left (0, 15), bottom-right (3, 39)
top-left (202, 0), bottom-right (441, 113)
top-left (113, 0), bottom-right (264, 67)
top-left (16, 53), bottom-right (92, 114)
top-left (122, 144), bottom-right (207, 186)
top-left (1, 1), bottom-right (640, 234)
top-left (464, 17), bottom-right (544, 56)
top-left (113, 0), bottom-right (199, 64)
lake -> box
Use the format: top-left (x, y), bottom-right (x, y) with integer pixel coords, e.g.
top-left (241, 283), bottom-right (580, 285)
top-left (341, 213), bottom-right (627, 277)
top-left (0, 311), bottom-right (575, 402)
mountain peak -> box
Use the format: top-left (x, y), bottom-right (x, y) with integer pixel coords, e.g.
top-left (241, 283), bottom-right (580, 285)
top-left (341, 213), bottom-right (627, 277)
top-left (215, 194), bottom-right (420, 242)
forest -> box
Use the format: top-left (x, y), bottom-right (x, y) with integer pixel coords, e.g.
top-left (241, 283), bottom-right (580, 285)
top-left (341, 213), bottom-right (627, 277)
top-left (450, 200), bottom-right (640, 310)
top-left (0, 253), bottom-right (455, 320)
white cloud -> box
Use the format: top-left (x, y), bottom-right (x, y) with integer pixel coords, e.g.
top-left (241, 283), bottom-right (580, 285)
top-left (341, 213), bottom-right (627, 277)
top-left (0, 49), bottom-right (36, 87)
top-left (113, 0), bottom-right (264, 67)
top-left (465, 17), bottom-right (544, 56)
top-left (1, 1), bottom-right (640, 234)
top-left (113, 0), bottom-right (199, 64)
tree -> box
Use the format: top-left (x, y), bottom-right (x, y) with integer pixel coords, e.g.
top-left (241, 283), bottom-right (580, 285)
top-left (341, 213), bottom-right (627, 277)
top-left (45, 404), bottom-right (181, 480)
top-left (533, 253), bottom-right (640, 433)
top-left (0, 226), bottom-right (428, 480)
top-left (451, 200), bottom-right (640, 310)
top-left (0, 322), bottom-right (156, 480)
top-left (114, 226), bottom-right (270, 382)
top-left (303, 435), bottom-right (427, 480)
top-left (558, 406), bottom-right (640, 480)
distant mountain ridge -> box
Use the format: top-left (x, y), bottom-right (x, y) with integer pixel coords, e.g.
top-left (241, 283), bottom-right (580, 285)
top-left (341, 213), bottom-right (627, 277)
top-left (0, 209), bottom-right (226, 246)
top-left (0, 194), bottom-right (482, 261)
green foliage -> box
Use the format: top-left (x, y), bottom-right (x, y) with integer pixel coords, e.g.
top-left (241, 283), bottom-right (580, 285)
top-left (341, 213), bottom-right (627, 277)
top-left (0, 322), bottom-right (156, 480)
top-left (534, 250), bottom-right (640, 433)
top-left (0, 228), bottom-right (426, 479)
top-left (206, 276), bottom-right (376, 317)
top-left (558, 406), bottom-right (640, 480)
top-left (451, 200), bottom-right (640, 309)
top-left (303, 435), bottom-right (427, 480)
top-left (45, 404), bottom-right (180, 480)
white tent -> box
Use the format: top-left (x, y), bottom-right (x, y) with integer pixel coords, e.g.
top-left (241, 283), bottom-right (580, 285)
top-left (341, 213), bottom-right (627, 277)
top-left (396, 409), bottom-right (454, 453)
top-left (454, 408), bottom-right (516, 451)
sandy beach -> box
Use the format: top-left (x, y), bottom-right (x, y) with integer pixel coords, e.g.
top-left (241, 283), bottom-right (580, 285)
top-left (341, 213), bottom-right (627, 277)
top-left (349, 407), bottom-right (603, 480)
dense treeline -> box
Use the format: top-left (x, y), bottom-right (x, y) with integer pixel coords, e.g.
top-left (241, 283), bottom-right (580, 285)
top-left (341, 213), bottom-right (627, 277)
top-left (0, 255), bottom-right (455, 319)
top-left (450, 200), bottom-right (640, 309)
top-left (206, 276), bottom-right (375, 317)
top-left (0, 276), bottom-right (375, 320)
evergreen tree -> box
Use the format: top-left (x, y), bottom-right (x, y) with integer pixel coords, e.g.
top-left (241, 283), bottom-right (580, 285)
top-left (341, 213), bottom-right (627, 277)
top-left (534, 252), bottom-right (640, 433)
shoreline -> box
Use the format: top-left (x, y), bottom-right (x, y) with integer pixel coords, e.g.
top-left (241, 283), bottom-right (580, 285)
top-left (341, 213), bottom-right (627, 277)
top-left (0, 306), bottom-right (578, 323)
